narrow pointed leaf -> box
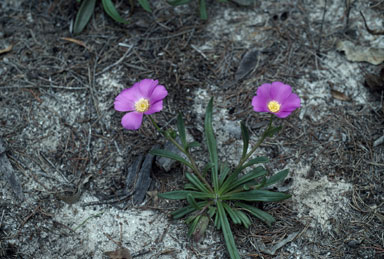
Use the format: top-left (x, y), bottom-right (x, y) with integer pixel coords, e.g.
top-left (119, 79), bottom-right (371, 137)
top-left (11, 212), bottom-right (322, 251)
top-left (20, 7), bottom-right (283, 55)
top-left (214, 210), bottom-right (220, 229)
top-left (150, 148), bottom-right (192, 169)
top-left (187, 193), bottom-right (201, 210)
top-left (235, 210), bottom-right (251, 228)
top-left (205, 98), bottom-right (219, 191)
top-left (187, 215), bottom-right (201, 237)
top-left (185, 214), bottom-right (196, 224)
top-left (237, 156), bottom-right (269, 172)
top-left (172, 206), bottom-right (196, 219)
top-left (228, 166), bottom-right (266, 191)
top-left (176, 113), bottom-right (187, 149)
top-left (220, 157), bottom-right (269, 194)
top-left (199, 0), bottom-right (208, 20)
top-left (159, 190), bottom-right (214, 200)
top-left (219, 165), bottom-right (265, 195)
top-left (187, 141), bottom-right (200, 149)
top-left (74, 0), bottom-right (97, 34)
top-left (138, 0), bottom-right (152, 12)
top-left (236, 202), bottom-right (275, 226)
top-left (101, 0), bottom-right (129, 24)
top-left (222, 190), bottom-right (291, 202)
top-left (263, 169), bottom-right (289, 187)
top-left (167, 0), bottom-right (191, 6)
top-left (186, 172), bottom-right (211, 193)
top-left (240, 121), bottom-right (249, 159)
top-left (218, 174), bottom-right (238, 195)
top-left (171, 201), bottom-right (208, 219)
top-left (208, 206), bottom-right (216, 218)
top-left (222, 203), bottom-right (241, 225)
top-left (219, 163), bottom-right (231, 186)
top-left (217, 202), bottom-right (241, 259)
top-left (184, 183), bottom-right (198, 191)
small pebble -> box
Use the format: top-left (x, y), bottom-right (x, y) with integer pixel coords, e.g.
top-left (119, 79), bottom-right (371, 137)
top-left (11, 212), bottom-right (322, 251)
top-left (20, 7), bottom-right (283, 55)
top-left (347, 240), bottom-right (360, 248)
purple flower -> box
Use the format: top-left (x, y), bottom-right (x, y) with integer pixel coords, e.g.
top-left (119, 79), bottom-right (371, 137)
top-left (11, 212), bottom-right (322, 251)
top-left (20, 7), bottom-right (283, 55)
top-left (252, 82), bottom-right (300, 118)
top-left (114, 79), bottom-right (168, 130)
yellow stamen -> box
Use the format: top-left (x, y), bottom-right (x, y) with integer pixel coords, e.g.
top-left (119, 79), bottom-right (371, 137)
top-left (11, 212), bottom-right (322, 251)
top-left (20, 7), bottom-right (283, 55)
top-left (267, 100), bottom-right (281, 113)
top-left (135, 98), bottom-right (150, 113)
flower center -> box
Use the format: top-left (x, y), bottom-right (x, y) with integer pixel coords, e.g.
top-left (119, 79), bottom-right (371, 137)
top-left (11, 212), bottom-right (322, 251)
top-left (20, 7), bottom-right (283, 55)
top-left (135, 98), bottom-right (150, 113)
top-left (267, 100), bottom-right (281, 113)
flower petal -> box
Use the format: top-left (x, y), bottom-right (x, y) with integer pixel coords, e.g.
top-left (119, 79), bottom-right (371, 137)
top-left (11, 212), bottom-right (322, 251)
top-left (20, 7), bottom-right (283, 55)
top-left (121, 112), bottom-right (143, 130)
top-left (149, 84), bottom-right (168, 103)
top-left (252, 95), bottom-right (268, 112)
top-left (281, 93), bottom-right (301, 112)
top-left (114, 88), bottom-right (140, 112)
top-left (145, 100), bottom-right (163, 114)
top-left (256, 83), bottom-right (273, 100)
top-left (274, 111), bottom-right (292, 118)
top-left (137, 79), bottom-right (158, 98)
top-left (269, 82), bottom-right (292, 103)
top-left (274, 93), bottom-right (301, 117)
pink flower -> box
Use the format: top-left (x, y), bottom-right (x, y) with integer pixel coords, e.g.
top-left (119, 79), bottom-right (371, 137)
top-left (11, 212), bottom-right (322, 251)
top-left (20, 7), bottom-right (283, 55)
top-left (114, 79), bottom-right (168, 130)
top-left (252, 82), bottom-right (300, 118)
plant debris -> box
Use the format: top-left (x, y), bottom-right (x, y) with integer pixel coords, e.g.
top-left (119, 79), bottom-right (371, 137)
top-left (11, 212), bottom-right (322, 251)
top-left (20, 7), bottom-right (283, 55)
top-left (336, 40), bottom-right (384, 65)
top-left (330, 89), bottom-right (351, 101)
top-left (360, 11), bottom-right (384, 35)
top-left (0, 138), bottom-right (24, 201)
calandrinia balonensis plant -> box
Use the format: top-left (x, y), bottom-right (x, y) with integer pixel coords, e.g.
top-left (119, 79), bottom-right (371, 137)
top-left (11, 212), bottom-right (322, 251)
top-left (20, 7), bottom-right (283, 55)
top-left (74, 0), bottom-right (232, 34)
top-left (114, 79), bottom-right (301, 259)
top-left (73, 0), bottom-right (151, 34)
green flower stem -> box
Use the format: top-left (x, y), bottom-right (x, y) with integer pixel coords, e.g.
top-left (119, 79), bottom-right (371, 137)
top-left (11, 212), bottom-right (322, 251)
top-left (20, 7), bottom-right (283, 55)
top-left (235, 115), bottom-right (274, 171)
top-left (148, 115), bottom-right (214, 193)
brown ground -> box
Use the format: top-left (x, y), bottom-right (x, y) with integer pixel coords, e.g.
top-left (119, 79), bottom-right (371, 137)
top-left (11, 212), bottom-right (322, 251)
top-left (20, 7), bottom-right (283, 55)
top-left (1, 0), bottom-right (384, 258)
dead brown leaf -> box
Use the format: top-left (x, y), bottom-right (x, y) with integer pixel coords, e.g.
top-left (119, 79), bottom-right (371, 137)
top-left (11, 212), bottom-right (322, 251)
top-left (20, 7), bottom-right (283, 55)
top-left (0, 44), bottom-right (13, 55)
top-left (331, 89), bottom-right (351, 101)
top-left (104, 247), bottom-right (132, 259)
top-left (336, 40), bottom-right (384, 65)
top-left (61, 37), bottom-right (90, 50)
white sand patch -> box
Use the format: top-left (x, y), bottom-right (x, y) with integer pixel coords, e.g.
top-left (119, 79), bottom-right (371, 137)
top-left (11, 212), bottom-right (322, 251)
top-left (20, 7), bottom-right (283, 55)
top-left (20, 91), bottom-right (85, 153)
top-left (96, 72), bottom-right (125, 111)
top-left (297, 51), bottom-right (373, 121)
top-left (291, 164), bottom-right (352, 231)
top-left (205, 8), bottom-right (266, 48)
top-left (54, 193), bottom-right (222, 258)
top-left (95, 72), bottom-right (126, 129)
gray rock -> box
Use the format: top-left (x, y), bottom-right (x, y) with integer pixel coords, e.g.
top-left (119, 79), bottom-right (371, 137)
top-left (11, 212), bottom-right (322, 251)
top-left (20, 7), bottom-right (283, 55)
top-left (223, 120), bottom-right (241, 138)
top-left (235, 48), bottom-right (259, 81)
top-left (347, 240), bottom-right (360, 248)
top-left (156, 138), bottom-right (186, 172)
